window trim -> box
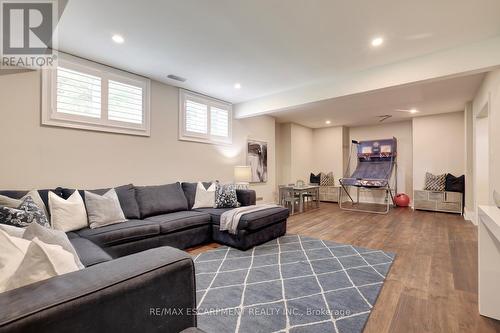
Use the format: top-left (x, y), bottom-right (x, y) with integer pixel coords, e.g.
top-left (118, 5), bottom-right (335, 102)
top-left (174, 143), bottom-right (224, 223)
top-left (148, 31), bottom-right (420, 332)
top-left (42, 54), bottom-right (151, 136)
top-left (178, 89), bottom-right (232, 144)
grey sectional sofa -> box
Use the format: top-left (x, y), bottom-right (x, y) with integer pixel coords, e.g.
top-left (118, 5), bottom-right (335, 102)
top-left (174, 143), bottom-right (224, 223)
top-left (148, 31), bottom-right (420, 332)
top-left (0, 182), bottom-right (289, 333)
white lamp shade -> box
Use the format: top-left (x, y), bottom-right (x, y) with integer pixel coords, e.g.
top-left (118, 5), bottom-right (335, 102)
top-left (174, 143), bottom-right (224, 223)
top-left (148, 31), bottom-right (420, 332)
top-left (234, 166), bottom-right (252, 183)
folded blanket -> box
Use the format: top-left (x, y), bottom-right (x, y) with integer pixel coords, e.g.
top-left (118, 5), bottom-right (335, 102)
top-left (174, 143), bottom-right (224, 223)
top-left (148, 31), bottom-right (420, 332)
top-left (220, 204), bottom-right (280, 235)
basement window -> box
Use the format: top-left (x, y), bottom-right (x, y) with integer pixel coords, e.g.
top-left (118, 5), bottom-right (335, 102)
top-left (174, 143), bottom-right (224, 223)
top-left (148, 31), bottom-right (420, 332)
top-left (42, 54), bottom-right (151, 136)
top-left (179, 89), bottom-right (232, 144)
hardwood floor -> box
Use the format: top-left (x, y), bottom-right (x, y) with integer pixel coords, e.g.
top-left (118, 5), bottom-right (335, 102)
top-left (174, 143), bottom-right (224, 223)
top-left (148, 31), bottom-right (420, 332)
top-left (187, 203), bottom-right (500, 333)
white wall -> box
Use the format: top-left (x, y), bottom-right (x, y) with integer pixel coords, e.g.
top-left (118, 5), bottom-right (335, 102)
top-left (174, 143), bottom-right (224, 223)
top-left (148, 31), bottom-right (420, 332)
top-left (0, 71), bottom-right (277, 202)
top-left (464, 103), bottom-right (474, 213)
top-left (471, 69), bottom-right (500, 223)
top-left (276, 123), bottom-right (291, 186)
top-left (312, 126), bottom-right (345, 182)
top-left (290, 123), bottom-right (313, 183)
top-left (412, 112), bottom-right (465, 192)
top-left (349, 121), bottom-right (413, 203)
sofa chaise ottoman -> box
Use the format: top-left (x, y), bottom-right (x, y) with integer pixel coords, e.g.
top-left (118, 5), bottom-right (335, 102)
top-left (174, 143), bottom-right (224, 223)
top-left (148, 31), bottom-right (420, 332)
top-left (194, 207), bottom-right (289, 250)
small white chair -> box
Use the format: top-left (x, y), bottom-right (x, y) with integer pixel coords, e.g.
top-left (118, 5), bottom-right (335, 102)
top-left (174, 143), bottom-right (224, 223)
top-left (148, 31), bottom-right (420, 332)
top-left (279, 185), bottom-right (299, 215)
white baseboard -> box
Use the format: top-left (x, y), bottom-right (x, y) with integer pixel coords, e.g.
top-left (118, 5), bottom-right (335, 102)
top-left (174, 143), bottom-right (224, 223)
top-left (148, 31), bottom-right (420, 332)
top-left (464, 209), bottom-right (477, 225)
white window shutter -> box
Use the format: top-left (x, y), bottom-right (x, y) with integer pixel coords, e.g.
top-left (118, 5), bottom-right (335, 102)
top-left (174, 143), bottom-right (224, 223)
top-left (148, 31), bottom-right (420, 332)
top-left (185, 99), bottom-right (208, 134)
top-left (179, 89), bottom-right (232, 144)
top-left (108, 80), bottom-right (144, 124)
top-left (210, 106), bottom-right (229, 137)
top-left (56, 67), bottom-right (101, 118)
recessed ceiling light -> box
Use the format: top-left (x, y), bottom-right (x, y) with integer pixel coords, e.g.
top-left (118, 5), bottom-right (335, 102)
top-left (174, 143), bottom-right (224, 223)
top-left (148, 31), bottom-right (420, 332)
top-left (371, 37), bottom-right (384, 47)
top-left (234, 83), bottom-right (242, 89)
top-left (325, 120), bottom-right (331, 125)
top-left (112, 34), bottom-right (125, 44)
top-left (410, 108), bottom-right (419, 114)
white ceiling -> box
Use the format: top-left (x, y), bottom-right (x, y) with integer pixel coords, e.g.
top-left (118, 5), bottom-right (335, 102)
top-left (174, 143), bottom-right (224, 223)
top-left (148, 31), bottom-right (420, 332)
top-left (270, 73), bottom-right (485, 128)
top-left (57, 0), bottom-right (500, 104)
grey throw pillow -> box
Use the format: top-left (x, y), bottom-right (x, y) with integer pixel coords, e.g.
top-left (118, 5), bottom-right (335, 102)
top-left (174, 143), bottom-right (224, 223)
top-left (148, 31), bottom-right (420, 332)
top-left (0, 196), bottom-right (50, 228)
top-left (424, 172), bottom-right (446, 191)
top-left (84, 189), bottom-right (127, 229)
top-left (214, 182), bottom-right (239, 208)
top-left (23, 222), bottom-right (85, 269)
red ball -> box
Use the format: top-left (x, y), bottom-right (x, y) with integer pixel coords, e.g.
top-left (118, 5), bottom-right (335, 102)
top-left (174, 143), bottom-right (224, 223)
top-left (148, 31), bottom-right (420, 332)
top-left (394, 193), bottom-right (410, 207)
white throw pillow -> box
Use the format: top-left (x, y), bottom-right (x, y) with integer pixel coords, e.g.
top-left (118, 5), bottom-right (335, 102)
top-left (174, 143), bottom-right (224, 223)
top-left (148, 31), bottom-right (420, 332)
top-left (0, 229), bottom-right (80, 293)
top-left (49, 191), bottom-right (88, 232)
top-left (0, 224), bottom-right (25, 238)
top-left (84, 189), bottom-right (126, 229)
top-left (5, 237), bottom-right (79, 292)
top-left (192, 182), bottom-right (216, 209)
top-left (0, 229), bottom-right (29, 290)
top-left (0, 190), bottom-right (49, 220)
top-left (23, 222), bottom-right (84, 269)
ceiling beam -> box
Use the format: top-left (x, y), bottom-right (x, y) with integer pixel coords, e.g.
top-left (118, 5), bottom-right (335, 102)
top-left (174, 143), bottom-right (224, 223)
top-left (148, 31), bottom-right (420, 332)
top-left (234, 36), bottom-right (500, 119)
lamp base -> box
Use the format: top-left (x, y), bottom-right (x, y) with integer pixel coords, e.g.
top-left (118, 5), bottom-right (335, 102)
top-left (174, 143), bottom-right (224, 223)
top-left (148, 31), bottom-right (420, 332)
top-left (235, 182), bottom-right (250, 190)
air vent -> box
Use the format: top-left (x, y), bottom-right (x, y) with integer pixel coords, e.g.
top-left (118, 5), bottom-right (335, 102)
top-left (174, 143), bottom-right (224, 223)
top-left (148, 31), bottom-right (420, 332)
top-left (167, 74), bottom-right (187, 82)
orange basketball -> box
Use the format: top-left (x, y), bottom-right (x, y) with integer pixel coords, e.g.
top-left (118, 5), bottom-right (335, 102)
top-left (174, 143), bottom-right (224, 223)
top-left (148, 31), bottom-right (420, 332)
top-left (394, 193), bottom-right (410, 207)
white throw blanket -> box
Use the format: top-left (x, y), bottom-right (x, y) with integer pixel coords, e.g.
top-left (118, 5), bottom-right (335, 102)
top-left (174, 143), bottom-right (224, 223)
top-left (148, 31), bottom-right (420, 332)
top-left (220, 204), bottom-right (280, 235)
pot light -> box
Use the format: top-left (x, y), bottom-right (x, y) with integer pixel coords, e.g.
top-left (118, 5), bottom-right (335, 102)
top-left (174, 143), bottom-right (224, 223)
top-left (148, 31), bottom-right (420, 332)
top-left (234, 83), bottom-right (242, 89)
top-left (371, 37), bottom-right (384, 47)
top-left (410, 108), bottom-right (419, 114)
top-left (325, 120), bottom-right (331, 125)
top-left (112, 34), bottom-right (125, 44)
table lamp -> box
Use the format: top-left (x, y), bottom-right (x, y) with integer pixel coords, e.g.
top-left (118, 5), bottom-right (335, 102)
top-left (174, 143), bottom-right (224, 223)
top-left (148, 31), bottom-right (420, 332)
top-left (234, 166), bottom-right (252, 189)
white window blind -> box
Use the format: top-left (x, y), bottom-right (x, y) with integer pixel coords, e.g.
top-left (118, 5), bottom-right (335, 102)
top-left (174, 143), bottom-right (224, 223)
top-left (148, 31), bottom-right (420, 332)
top-left (56, 67), bottom-right (101, 118)
top-left (185, 99), bottom-right (208, 134)
top-left (210, 106), bottom-right (229, 137)
top-left (179, 89), bottom-right (232, 144)
top-left (108, 80), bottom-right (143, 124)
top-left (42, 53), bottom-right (151, 136)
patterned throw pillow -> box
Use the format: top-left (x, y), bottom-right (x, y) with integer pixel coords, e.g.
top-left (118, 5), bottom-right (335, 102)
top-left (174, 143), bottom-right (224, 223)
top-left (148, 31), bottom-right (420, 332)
top-left (320, 172), bottom-right (335, 186)
top-left (0, 196), bottom-right (50, 228)
top-left (214, 182), bottom-right (239, 208)
top-left (424, 172), bottom-right (446, 191)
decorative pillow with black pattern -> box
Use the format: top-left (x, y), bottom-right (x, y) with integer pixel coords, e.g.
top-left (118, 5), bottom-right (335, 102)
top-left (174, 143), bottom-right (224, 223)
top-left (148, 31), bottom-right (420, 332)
top-left (310, 173), bottom-right (322, 184)
top-left (214, 182), bottom-right (239, 208)
top-left (424, 172), bottom-right (446, 191)
top-left (0, 196), bottom-right (50, 228)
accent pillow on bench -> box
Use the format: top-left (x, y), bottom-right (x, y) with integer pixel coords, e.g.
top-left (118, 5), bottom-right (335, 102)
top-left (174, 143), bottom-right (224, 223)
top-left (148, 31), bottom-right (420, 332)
top-left (445, 174), bottom-right (465, 193)
top-left (310, 173), bottom-right (321, 184)
top-left (424, 172), bottom-right (446, 191)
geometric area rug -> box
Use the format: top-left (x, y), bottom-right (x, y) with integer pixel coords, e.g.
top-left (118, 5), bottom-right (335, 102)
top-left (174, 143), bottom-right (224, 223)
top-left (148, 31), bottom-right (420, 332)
top-left (193, 234), bottom-right (395, 333)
